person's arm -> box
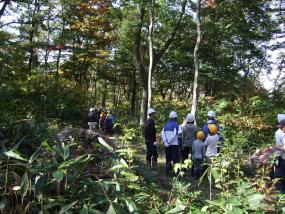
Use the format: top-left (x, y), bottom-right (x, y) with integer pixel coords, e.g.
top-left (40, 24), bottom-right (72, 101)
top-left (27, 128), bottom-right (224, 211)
top-left (204, 137), bottom-right (210, 147)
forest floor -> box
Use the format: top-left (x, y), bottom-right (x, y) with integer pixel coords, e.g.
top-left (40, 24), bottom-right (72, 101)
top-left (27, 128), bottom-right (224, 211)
top-left (93, 130), bottom-right (214, 202)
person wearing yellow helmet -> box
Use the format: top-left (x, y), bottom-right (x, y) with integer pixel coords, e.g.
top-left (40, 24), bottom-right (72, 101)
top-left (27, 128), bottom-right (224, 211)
top-left (192, 131), bottom-right (206, 178)
top-left (204, 124), bottom-right (220, 162)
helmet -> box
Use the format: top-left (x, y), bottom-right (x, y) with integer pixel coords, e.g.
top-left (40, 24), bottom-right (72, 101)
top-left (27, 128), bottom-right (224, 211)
top-left (207, 110), bottom-right (216, 118)
top-left (196, 131), bottom-right (205, 140)
top-left (169, 111), bottom-right (177, 119)
top-left (89, 108), bottom-right (94, 112)
top-left (278, 114), bottom-right (285, 123)
top-left (208, 124), bottom-right (218, 134)
top-left (186, 113), bottom-right (195, 122)
top-left (147, 108), bottom-right (156, 115)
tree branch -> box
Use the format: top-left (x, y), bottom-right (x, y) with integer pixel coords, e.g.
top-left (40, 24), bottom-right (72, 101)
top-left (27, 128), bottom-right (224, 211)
top-left (153, 0), bottom-right (187, 66)
top-left (0, 0), bottom-right (11, 19)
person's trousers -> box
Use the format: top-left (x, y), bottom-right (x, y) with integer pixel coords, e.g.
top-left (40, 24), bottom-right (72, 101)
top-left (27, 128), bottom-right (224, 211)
top-left (182, 146), bottom-right (194, 175)
top-left (146, 141), bottom-right (158, 165)
top-left (274, 157), bottom-right (285, 193)
top-left (181, 146), bottom-right (192, 163)
top-left (165, 145), bottom-right (180, 172)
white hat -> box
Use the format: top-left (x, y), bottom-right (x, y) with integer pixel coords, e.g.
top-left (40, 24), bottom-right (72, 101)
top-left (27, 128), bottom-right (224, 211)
top-left (278, 114), bottom-right (285, 123)
top-left (169, 111), bottom-right (177, 119)
top-left (147, 108), bottom-right (156, 115)
top-left (207, 110), bottom-right (216, 117)
top-left (186, 113), bottom-right (195, 122)
top-left (89, 108), bottom-right (94, 112)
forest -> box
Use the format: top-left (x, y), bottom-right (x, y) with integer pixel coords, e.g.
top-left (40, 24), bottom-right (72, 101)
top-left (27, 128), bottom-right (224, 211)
top-left (1, 0), bottom-right (285, 213)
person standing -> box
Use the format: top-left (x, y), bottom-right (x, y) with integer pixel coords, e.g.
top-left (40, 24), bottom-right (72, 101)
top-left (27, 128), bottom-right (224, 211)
top-left (274, 115), bottom-right (285, 192)
top-left (192, 131), bottom-right (206, 178)
top-left (144, 108), bottom-right (158, 167)
top-left (161, 111), bottom-right (181, 174)
top-left (204, 124), bottom-right (219, 163)
top-left (202, 110), bottom-right (223, 152)
top-left (181, 113), bottom-right (198, 163)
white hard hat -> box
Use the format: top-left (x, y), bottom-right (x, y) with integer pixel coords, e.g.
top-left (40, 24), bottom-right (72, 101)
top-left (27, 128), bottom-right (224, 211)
top-left (169, 111), bottom-right (177, 119)
top-left (278, 114), bottom-right (285, 123)
top-left (147, 108), bottom-right (156, 115)
top-left (207, 110), bottom-right (216, 117)
top-left (186, 113), bottom-right (195, 122)
top-left (89, 108), bottom-right (94, 112)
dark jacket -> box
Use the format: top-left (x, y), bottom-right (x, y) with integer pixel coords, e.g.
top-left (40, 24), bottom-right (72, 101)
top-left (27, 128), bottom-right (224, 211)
top-left (145, 118), bottom-right (156, 143)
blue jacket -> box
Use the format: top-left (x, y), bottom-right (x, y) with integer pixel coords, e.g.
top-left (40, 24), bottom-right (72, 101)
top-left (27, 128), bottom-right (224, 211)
top-left (202, 119), bottom-right (223, 141)
top-left (161, 120), bottom-right (180, 147)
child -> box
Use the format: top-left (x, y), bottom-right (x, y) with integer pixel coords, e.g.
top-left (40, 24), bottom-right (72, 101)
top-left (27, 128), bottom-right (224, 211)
top-left (204, 124), bottom-right (219, 163)
top-left (192, 131), bottom-right (205, 178)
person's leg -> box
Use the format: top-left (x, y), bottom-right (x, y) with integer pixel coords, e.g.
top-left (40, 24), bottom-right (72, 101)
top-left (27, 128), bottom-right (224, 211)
top-left (181, 147), bottom-right (190, 163)
top-left (165, 146), bottom-right (172, 172)
top-left (152, 144), bottom-right (158, 167)
top-left (146, 142), bottom-right (152, 166)
top-left (172, 145), bottom-right (180, 168)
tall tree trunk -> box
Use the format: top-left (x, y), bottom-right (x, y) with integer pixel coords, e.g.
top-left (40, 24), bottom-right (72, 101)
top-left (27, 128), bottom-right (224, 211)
top-left (135, 7), bottom-right (148, 127)
top-left (191, 0), bottom-right (202, 121)
top-left (28, 0), bottom-right (39, 73)
top-left (56, 4), bottom-right (65, 76)
top-left (130, 69), bottom-right (137, 113)
top-left (0, 0), bottom-right (11, 19)
top-left (44, 6), bottom-right (51, 120)
top-left (147, 0), bottom-right (155, 108)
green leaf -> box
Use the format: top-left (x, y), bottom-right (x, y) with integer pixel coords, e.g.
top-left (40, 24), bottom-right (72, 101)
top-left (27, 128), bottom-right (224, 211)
top-left (247, 194), bottom-right (264, 209)
top-left (106, 202), bottom-right (128, 214)
top-left (165, 205), bottom-right (186, 214)
top-left (53, 171), bottom-right (64, 182)
top-left (63, 146), bottom-right (70, 160)
top-left (20, 172), bottom-right (30, 199)
top-left (59, 201), bottom-right (78, 214)
top-left (58, 154), bottom-right (90, 169)
top-left (4, 151), bottom-right (27, 161)
top-left (29, 144), bottom-right (43, 164)
top-left (121, 171), bottom-right (139, 182)
top-left (0, 198), bottom-right (6, 209)
top-left (79, 207), bottom-right (88, 214)
top-left (12, 136), bottom-right (26, 151)
top-left (98, 137), bottom-right (113, 152)
top-left (124, 198), bottom-right (138, 213)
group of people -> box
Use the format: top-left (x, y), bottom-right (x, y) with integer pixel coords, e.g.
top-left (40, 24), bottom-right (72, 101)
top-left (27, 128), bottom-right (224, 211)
top-left (88, 108), bottom-right (114, 134)
top-left (144, 108), bottom-right (223, 177)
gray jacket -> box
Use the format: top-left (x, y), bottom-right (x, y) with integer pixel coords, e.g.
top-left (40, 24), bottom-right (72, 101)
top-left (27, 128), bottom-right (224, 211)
top-left (181, 124), bottom-right (198, 148)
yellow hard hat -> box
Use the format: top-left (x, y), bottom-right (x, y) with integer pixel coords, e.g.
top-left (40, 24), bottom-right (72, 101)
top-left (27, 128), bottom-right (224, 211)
top-left (196, 131), bottom-right (205, 140)
top-left (208, 124), bottom-right (218, 135)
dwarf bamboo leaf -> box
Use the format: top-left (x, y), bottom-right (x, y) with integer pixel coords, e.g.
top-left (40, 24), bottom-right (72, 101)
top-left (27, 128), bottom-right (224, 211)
top-left (53, 171), bottom-right (64, 182)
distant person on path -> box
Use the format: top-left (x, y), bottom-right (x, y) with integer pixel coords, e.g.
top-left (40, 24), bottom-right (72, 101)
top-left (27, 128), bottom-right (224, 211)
top-left (204, 124), bottom-right (219, 163)
top-left (88, 108), bottom-right (98, 130)
top-left (144, 108), bottom-right (158, 167)
top-left (161, 111), bottom-right (181, 174)
top-left (192, 131), bottom-right (206, 178)
top-left (105, 111), bottom-right (114, 135)
top-left (274, 114), bottom-right (285, 192)
top-left (181, 113), bottom-right (198, 173)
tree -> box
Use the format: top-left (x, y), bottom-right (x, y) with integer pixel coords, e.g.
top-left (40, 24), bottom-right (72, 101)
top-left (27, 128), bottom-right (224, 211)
top-left (191, 0), bottom-right (202, 120)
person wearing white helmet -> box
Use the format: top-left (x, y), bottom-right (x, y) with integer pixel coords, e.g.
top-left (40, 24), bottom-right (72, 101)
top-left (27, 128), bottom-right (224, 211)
top-left (88, 107), bottom-right (98, 130)
top-left (275, 114), bottom-right (285, 153)
top-left (202, 110), bottom-right (223, 142)
top-left (181, 113), bottom-right (198, 173)
top-left (161, 111), bottom-right (182, 174)
top-left (144, 108), bottom-right (158, 166)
